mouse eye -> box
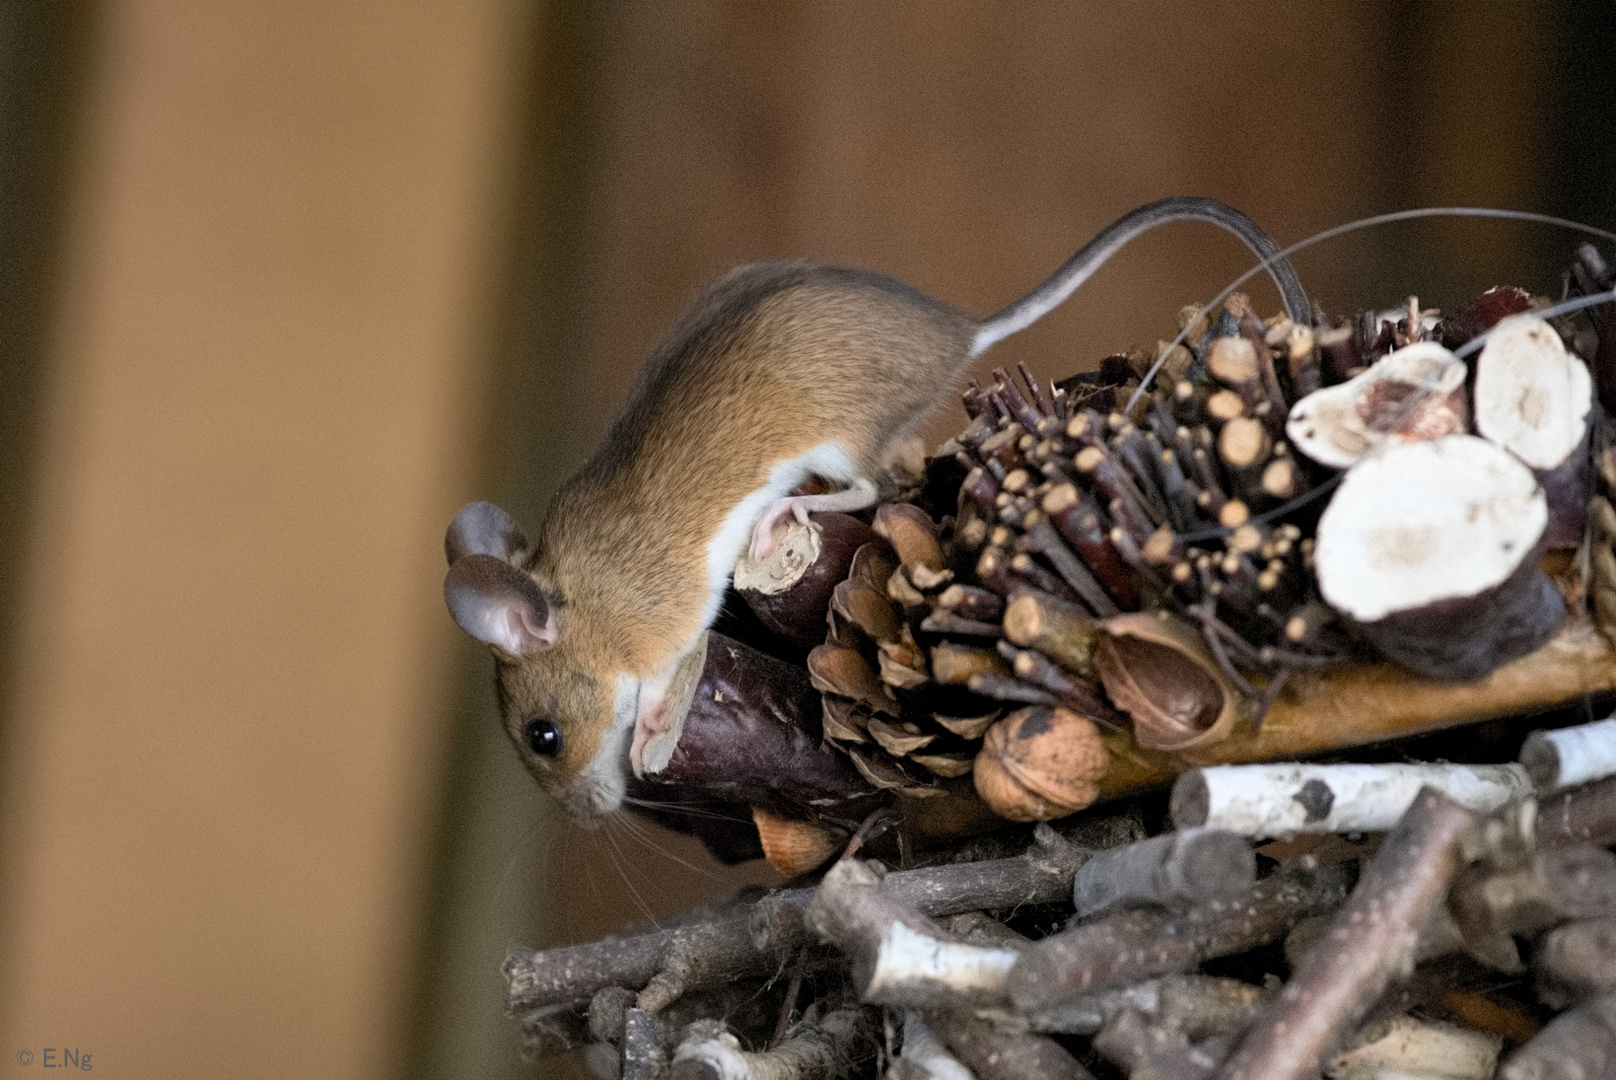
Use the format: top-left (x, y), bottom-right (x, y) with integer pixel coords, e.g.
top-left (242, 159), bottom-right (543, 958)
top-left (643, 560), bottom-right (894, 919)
top-left (524, 718), bottom-right (563, 758)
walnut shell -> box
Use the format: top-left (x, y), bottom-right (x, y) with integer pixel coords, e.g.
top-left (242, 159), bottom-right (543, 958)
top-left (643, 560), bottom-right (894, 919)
top-left (973, 706), bottom-right (1107, 821)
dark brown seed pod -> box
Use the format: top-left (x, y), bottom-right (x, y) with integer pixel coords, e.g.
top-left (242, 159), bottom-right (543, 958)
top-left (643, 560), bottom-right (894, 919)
top-left (632, 631), bottom-right (889, 837)
top-left (1433, 283), bottom-right (1535, 352)
top-left (733, 512), bottom-right (879, 649)
top-left (1094, 612), bottom-right (1242, 754)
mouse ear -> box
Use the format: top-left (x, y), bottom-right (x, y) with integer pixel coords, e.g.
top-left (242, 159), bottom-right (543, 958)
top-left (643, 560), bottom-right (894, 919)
top-left (446, 501), bottom-right (530, 565)
top-left (444, 554), bottom-right (557, 655)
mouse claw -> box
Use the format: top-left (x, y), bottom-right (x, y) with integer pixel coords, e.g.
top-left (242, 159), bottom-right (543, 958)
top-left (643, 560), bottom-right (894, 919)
top-left (751, 481), bottom-right (880, 563)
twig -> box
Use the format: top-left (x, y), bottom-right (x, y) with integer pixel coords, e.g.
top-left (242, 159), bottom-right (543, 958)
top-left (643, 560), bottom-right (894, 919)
top-left (1448, 842), bottom-right (1616, 972)
top-left (1191, 606), bottom-right (1260, 698)
top-left (1520, 716), bottom-right (1616, 792)
top-left (1212, 787), bottom-right (1481, 1080)
top-left (1498, 990), bottom-right (1616, 1080)
top-left (671, 1002), bottom-right (880, 1080)
top-left (1536, 772), bottom-right (1616, 848)
top-left (1535, 915), bottom-right (1616, 1006)
top-left (922, 1003), bottom-right (1096, 1080)
top-left (804, 857), bottom-right (1095, 1078)
top-left (1326, 1015), bottom-right (1501, 1080)
top-left (1005, 861), bottom-right (1353, 1008)
top-left (1094, 1006), bottom-right (1240, 1080)
top-left (1170, 762), bottom-right (1532, 838)
top-left (891, 1013), bottom-right (974, 1080)
top-left (516, 998), bottom-right (590, 1058)
top-left (1027, 974), bottom-right (1266, 1038)
top-left (769, 949), bottom-right (809, 1050)
top-left (506, 828), bottom-right (1090, 1015)
top-left (843, 806), bottom-right (899, 862)
top-left (1071, 828), bottom-right (1256, 920)
top-left (804, 859), bottom-right (1018, 1009)
top-left (624, 1007), bottom-right (666, 1080)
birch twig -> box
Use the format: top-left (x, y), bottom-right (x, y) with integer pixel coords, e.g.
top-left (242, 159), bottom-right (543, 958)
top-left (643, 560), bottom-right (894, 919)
top-left (1212, 787), bottom-right (1481, 1080)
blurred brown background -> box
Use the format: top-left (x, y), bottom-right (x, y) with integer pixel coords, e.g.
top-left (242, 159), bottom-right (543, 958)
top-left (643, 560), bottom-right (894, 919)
top-left (0, 3), bottom-right (1610, 1079)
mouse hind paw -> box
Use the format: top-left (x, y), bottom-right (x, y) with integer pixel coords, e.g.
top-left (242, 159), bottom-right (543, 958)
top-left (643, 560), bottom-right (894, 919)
top-left (749, 478), bottom-right (879, 561)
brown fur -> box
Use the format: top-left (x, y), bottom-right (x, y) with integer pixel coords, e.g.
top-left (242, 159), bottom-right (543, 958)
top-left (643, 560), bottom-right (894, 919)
top-left (502, 261), bottom-right (976, 809)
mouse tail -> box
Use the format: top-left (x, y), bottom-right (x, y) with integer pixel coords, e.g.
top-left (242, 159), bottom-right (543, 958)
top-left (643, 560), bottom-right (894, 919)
top-left (970, 195), bottom-right (1311, 357)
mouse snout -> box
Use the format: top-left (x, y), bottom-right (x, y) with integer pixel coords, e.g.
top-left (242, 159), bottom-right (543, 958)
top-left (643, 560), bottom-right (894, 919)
top-left (559, 771), bottom-right (624, 825)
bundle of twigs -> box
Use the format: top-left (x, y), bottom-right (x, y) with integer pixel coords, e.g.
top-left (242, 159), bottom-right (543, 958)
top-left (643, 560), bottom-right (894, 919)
top-left (515, 719), bottom-right (1616, 1080)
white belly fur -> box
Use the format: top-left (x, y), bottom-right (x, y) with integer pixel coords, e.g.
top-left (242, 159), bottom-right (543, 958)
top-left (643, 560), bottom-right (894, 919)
top-left (615, 443), bottom-right (865, 799)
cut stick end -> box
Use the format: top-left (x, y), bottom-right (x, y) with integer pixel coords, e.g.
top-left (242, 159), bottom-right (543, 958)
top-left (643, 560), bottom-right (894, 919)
top-left (1169, 770), bottom-right (1212, 829)
top-left (1518, 730), bottom-right (1562, 792)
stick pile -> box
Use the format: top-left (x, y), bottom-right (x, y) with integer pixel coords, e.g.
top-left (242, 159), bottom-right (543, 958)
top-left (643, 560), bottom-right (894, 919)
top-left (511, 718), bottom-right (1616, 1080)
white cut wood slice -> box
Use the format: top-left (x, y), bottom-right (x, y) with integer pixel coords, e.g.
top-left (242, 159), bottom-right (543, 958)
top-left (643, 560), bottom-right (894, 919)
top-left (1474, 315), bottom-right (1591, 471)
top-left (1287, 341), bottom-right (1468, 469)
top-left (1314, 435), bottom-right (1563, 679)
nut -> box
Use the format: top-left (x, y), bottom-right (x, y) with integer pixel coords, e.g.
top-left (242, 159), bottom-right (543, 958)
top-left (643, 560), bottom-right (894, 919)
top-left (973, 706), bottom-right (1107, 821)
top-left (1095, 611), bottom-right (1241, 755)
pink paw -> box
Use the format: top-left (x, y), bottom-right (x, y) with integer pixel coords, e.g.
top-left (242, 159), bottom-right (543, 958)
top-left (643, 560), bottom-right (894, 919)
top-left (749, 498), bottom-right (803, 562)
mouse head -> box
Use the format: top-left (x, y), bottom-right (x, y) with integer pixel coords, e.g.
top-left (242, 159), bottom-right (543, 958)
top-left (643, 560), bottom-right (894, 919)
top-left (443, 501), bottom-right (629, 822)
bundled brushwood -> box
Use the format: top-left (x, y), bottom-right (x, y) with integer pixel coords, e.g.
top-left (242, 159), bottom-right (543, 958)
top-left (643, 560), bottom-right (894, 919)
top-left (520, 722), bottom-right (1616, 1080)
top-left (489, 214), bottom-right (1616, 1077)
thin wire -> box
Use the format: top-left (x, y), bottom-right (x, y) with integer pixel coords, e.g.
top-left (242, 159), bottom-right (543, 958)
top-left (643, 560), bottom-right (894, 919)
top-left (1159, 257), bottom-right (1615, 544)
top-left (1123, 207), bottom-right (1616, 415)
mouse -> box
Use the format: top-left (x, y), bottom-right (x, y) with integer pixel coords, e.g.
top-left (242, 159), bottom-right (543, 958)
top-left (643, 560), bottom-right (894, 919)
top-left (442, 195), bottom-right (1310, 823)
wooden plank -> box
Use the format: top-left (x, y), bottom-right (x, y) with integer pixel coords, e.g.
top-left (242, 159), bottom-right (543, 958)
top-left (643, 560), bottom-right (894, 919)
top-left (0, 4), bottom-right (522, 1077)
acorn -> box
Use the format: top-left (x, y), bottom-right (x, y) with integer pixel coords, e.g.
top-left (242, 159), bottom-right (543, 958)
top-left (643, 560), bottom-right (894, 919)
top-left (972, 706), bottom-right (1107, 821)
